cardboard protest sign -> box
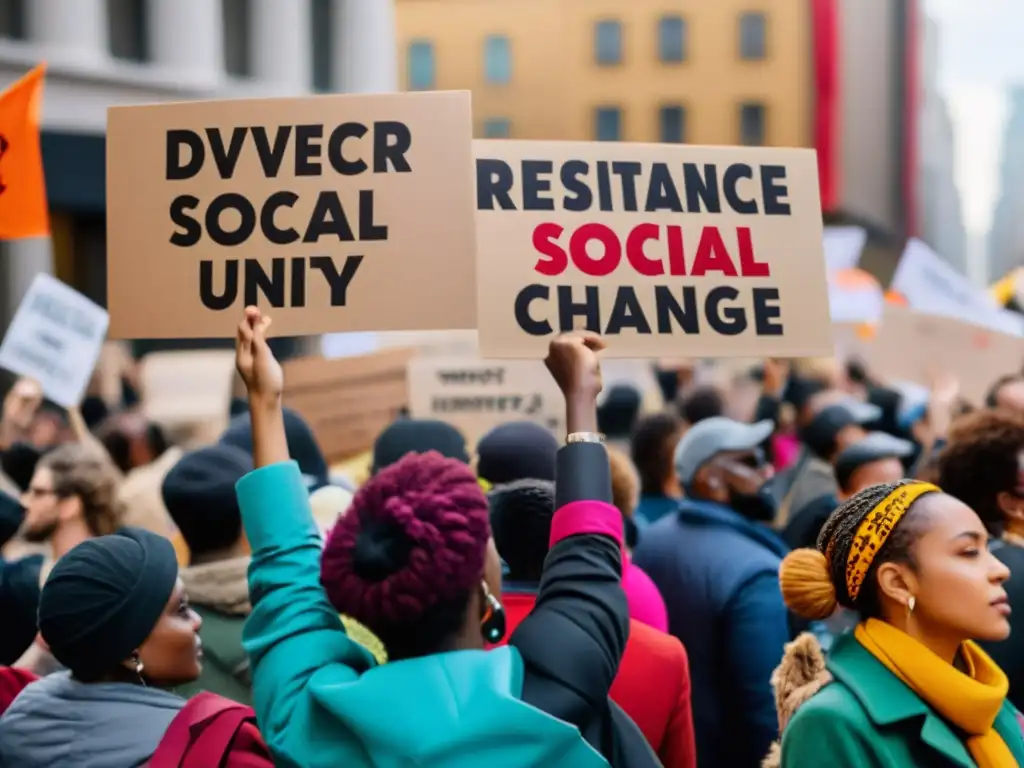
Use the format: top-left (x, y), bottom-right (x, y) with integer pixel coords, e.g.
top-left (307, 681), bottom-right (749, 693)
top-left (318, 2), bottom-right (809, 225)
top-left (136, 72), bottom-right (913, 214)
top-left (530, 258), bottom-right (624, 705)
top-left (867, 305), bottom-right (1024, 405)
top-left (0, 274), bottom-right (109, 407)
top-left (139, 350), bottom-right (235, 444)
top-left (283, 349), bottom-right (413, 463)
top-left (106, 91), bottom-right (477, 338)
top-left (322, 330), bottom-right (481, 360)
top-left (473, 140), bottom-right (832, 358)
top-left (407, 356), bottom-right (563, 442)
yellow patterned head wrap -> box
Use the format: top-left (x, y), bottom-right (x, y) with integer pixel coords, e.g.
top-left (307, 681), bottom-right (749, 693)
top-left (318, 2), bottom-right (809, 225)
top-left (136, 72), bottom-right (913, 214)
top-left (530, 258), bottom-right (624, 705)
top-left (838, 482), bottom-right (940, 602)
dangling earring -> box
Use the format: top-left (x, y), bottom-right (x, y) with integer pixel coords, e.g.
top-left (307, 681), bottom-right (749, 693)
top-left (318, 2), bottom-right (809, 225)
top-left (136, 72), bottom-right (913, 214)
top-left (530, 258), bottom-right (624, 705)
top-left (132, 652), bottom-right (147, 687)
top-left (907, 596), bottom-right (916, 615)
top-left (480, 582), bottom-right (507, 644)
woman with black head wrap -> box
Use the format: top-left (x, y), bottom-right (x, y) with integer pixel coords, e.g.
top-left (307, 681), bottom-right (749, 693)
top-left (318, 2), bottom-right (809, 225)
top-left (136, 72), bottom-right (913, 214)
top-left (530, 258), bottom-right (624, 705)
top-left (0, 527), bottom-right (205, 767)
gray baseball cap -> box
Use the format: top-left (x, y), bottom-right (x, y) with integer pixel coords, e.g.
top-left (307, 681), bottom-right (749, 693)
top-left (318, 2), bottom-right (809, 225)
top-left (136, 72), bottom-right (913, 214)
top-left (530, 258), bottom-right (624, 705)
top-left (834, 432), bottom-right (915, 490)
top-left (674, 417), bottom-right (774, 486)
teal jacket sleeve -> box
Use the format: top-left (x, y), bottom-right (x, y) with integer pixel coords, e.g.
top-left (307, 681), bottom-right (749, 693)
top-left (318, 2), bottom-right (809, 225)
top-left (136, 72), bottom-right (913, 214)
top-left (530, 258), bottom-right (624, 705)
top-left (236, 462), bottom-right (374, 752)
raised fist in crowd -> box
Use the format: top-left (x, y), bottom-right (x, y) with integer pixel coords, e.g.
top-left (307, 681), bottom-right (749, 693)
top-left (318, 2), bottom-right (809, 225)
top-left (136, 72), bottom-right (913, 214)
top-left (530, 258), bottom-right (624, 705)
top-left (235, 306), bottom-right (283, 404)
top-left (544, 330), bottom-right (605, 401)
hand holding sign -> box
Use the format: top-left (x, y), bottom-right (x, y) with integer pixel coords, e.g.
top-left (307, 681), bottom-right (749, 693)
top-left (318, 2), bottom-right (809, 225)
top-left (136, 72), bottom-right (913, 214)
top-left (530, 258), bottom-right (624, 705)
top-left (235, 307), bottom-right (282, 405)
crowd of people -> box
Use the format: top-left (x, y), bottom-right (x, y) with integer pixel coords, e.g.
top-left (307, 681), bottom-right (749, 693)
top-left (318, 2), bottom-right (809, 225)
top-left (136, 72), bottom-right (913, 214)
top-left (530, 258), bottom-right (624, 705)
top-left (0, 308), bottom-right (1023, 766)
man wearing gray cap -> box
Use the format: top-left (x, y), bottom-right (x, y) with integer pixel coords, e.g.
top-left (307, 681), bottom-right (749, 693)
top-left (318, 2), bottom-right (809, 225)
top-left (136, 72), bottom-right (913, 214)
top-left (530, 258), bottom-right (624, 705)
top-left (776, 393), bottom-right (881, 525)
top-left (782, 431), bottom-right (915, 550)
top-left (633, 416), bottom-right (789, 768)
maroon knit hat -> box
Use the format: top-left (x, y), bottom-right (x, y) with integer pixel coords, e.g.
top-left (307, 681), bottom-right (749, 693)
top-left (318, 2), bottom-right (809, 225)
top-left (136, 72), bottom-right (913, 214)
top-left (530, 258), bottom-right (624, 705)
top-left (321, 451), bottom-right (490, 629)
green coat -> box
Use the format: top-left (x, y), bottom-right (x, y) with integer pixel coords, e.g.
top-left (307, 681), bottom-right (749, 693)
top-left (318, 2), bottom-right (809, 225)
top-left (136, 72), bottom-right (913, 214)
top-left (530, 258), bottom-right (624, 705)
top-left (781, 632), bottom-right (1024, 767)
top-left (175, 607), bottom-right (251, 705)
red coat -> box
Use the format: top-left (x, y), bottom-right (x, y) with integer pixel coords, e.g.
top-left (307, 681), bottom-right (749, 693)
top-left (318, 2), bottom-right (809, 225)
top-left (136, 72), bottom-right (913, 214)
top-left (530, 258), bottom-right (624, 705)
top-left (497, 591), bottom-right (696, 768)
top-left (0, 667), bottom-right (36, 715)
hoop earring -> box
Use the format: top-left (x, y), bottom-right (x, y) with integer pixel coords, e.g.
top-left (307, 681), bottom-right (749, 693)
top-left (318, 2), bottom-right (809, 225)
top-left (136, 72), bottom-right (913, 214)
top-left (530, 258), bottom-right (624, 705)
top-left (132, 652), bottom-right (147, 687)
top-left (480, 582), bottom-right (507, 645)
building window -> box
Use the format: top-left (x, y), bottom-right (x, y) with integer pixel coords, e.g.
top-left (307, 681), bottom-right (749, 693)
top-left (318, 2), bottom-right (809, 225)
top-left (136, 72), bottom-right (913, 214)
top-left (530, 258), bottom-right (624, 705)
top-left (739, 12), bottom-right (767, 60)
top-left (483, 118), bottom-right (511, 139)
top-left (107, 0), bottom-right (148, 62)
top-left (740, 102), bottom-right (766, 145)
top-left (658, 16), bottom-right (687, 63)
top-left (595, 20), bottom-right (622, 66)
top-left (594, 107), bottom-right (622, 141)
top-left (659, 105), bottom-right (686, 143)
top-left (311, 0), bottom-right (333, 91)
top-left (484, 35), bottom-right (511, 84)
top-left (0, 0), bottom-right (25, 40)
top-left (408, 40), bottom-right (435, 90)
top-left (223, 0), bottom-right (252, 77)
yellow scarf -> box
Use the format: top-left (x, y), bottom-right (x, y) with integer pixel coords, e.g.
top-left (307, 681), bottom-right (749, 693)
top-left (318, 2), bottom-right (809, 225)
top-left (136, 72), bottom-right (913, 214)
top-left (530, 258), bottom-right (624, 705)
top-left (855, 619), bottom-right (1015, 767)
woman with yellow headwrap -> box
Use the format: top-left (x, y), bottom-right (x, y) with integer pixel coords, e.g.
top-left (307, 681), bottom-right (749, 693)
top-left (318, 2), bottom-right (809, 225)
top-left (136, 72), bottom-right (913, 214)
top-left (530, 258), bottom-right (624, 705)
top-left (766, 480), bottom-right (1024, 767)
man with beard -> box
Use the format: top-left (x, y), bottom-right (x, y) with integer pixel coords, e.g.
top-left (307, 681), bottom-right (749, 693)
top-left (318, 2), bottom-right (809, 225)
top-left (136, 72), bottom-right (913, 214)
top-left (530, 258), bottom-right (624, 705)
top-left (13, 443), bottom-right (121, 672)
top-left (633, 417), bottom-right (789, 768)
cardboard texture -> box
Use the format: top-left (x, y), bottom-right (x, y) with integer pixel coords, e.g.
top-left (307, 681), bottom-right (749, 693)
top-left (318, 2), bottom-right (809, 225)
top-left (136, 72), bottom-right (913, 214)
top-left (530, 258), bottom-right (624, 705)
top-left (283, 348), bottom-right (413, 463)
top-left (106, 91), bottom-right (478, 338)
top-left (867, 305), bottom-right (1024, 405)
top-left (407, 356), bottom-right (563, 443)
top-left (474, 139), bottom-right (832, 358)
top-left (139, 350), bottom-right (235, 444)
top-left (375, 330), bottom-right (481, 357)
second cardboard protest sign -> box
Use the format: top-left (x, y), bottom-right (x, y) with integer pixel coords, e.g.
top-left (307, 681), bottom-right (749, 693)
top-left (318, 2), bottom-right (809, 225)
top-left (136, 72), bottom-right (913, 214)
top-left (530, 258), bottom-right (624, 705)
top-left (106, 92), bottom-right (477, 339)
top-left (408, 356), bottom-right (563, 441)
top-left (474, 140), bottom-right (832, 358)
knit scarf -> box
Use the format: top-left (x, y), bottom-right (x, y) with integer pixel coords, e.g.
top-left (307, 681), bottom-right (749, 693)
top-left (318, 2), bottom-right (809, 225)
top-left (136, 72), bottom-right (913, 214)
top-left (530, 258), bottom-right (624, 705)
top-left (855, 618), bottom-right (1015, 768)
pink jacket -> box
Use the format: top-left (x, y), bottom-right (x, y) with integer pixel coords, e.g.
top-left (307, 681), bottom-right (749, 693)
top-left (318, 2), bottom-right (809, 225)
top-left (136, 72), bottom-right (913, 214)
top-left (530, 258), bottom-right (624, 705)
top-left (623, 560), bottom-right (669, 632)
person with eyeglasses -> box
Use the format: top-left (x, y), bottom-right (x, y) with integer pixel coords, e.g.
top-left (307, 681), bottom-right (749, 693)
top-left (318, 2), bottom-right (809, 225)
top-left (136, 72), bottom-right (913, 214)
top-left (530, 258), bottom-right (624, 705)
top-left (632, 417), bottom-right (790, 768)
top-left (13, 443), bottom-right (123, 673)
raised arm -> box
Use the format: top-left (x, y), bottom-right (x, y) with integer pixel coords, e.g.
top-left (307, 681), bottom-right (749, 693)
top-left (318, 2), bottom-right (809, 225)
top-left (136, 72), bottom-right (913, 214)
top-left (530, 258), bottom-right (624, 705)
top-left (233, 308), bottom-right (372, 762)
top-left (511, 333), bottom-right (630, 739)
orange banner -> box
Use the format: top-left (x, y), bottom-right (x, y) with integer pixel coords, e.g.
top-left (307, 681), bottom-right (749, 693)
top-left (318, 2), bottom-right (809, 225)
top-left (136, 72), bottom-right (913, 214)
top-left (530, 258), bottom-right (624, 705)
top-left (0, 64), bottom-right (48, 240)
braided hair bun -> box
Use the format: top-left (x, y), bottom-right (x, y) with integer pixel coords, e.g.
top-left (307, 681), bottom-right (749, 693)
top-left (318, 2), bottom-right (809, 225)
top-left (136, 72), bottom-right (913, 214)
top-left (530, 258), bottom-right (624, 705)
top-left (321, 450), bottom-right (490, 654)
top-left (779, 479), bottom-right (935, 620)
top-left (780, 548), bottom-right (837, 620)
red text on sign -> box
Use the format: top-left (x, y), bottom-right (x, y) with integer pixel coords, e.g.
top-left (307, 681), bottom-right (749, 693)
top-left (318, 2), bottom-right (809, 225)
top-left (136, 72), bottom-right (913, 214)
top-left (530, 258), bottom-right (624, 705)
top-left (531, 223), bottom-right (770, 278)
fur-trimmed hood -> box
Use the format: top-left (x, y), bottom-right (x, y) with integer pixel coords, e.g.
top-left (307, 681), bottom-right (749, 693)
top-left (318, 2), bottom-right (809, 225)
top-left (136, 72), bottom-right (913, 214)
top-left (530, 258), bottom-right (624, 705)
top-left (762, 633), bottom-right (833, 768)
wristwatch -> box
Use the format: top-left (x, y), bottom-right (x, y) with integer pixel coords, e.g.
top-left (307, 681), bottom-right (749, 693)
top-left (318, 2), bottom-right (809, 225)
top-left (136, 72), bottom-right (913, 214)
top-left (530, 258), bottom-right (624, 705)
top-left (566, 432), bottom-right (605, 445)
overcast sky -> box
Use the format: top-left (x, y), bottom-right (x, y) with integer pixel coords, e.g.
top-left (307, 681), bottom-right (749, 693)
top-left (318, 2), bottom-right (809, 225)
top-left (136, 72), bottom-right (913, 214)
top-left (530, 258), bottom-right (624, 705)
top-left (927, 0), bottom-right (1021, 234)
